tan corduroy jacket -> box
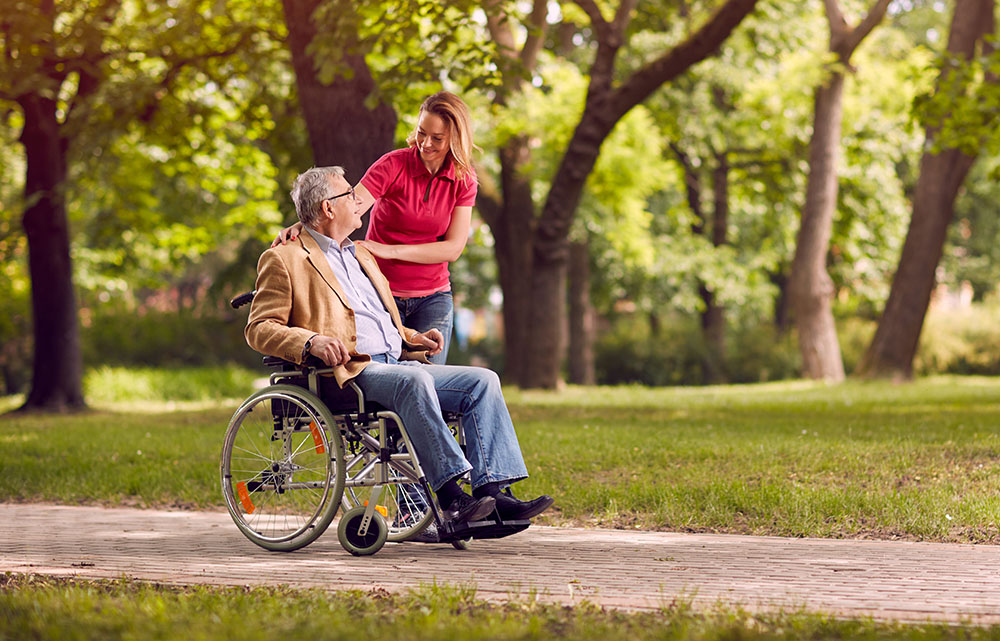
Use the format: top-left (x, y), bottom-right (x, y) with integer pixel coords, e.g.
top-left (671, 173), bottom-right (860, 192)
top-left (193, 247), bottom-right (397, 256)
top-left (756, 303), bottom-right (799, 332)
top-left (245, 231), bottom-right (427, 388)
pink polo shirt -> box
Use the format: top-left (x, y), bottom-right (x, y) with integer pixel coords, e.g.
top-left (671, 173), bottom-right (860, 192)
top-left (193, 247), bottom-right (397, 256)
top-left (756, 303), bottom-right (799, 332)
top-left (360, 147), bottom-right (478, 297)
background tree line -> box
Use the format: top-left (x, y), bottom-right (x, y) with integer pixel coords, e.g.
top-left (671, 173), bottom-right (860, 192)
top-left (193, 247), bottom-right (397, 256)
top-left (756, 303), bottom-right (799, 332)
top-left (1, 0), bottom-right (998, 411)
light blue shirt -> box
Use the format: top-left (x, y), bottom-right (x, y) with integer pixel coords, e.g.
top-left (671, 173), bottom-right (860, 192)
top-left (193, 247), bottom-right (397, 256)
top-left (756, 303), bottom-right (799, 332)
top-left (306, 227), bottom-right (402, 360)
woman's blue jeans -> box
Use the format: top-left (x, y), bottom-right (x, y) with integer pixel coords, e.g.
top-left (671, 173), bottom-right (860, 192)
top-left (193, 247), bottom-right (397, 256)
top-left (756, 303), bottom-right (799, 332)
top-left (394, 291), bottom-right (453, 365)
top-left (354, 355), bottom-right (528, 492)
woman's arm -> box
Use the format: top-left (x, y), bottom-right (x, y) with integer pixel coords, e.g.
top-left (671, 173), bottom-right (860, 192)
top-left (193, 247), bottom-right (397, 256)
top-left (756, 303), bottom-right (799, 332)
top-left (358, 205), bottom-right (471, 264)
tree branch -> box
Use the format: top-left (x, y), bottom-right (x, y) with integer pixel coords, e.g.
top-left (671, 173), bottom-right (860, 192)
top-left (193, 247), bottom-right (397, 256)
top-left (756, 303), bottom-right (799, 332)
top-left (573, 0), bottom-right (611, 41)
top-left (843, 0), bottom-right (892, 56)
top-left (64, 0), bottom-right (122, 123)
top-left (823, 0), bottom-right (848, 40)
top-left (610, 0), bottom-right (760, 122)
top-left (136, 31), bottom-right (256, 123)
top-left (611, 0), bottom-right (639, 40)
top-left (520, 0), bottom-right (549, 71)
top-left (484, 0), bottom-right (518, 60)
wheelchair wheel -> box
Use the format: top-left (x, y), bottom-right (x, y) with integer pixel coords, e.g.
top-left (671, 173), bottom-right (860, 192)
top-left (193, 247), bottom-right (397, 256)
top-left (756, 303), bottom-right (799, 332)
top-left (341, 424), bottom-right (434, 542)
top-left (221, 384), bottom-right (344, 552)
top-left (337, 506), bottom-right (388, 556)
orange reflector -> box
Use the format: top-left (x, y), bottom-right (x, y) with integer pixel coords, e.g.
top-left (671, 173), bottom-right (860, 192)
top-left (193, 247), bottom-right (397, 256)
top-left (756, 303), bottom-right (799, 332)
top-left (236, 482), bottom-right (255, 514)
top-left (309, 421), bottom-right (325, 454)
top-left (363, 501), bottom-right (388, 518)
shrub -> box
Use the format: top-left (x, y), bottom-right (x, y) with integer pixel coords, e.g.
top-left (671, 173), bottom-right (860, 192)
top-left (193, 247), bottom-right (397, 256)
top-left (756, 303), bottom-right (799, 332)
top-left (915, 299), bottom-right (1000, 375)
top-left (725, 322), bottom-right (801, 384)
top-left (84, 365), bottom-right (259, 403)
top-left (81, 306), bottom-right (259, 371)
top-left (595, 315), bottom-right (706, 386)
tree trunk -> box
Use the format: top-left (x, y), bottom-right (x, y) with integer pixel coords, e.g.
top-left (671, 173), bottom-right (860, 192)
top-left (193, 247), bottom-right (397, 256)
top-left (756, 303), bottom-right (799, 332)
top-left (281, 0), bottom-right (396, 185)
top-left (18, 92), bottom-right (85, 412)
top-left (858, 0), bottom-right (994, 379)
top-left (674, 142), bottom-right (728, 383)
top-left (702, 153), bottom-right (731, 384)
top-left (786, 0), bottom-right (891, 381)
top-left (479, 136), bottom-right (538, 385)
top-left (523, 110), bottom-right (612, 388)
top-left (788, 74), bottom-right (847, 381)
top-left (568, 239), bottom-right (596, 385)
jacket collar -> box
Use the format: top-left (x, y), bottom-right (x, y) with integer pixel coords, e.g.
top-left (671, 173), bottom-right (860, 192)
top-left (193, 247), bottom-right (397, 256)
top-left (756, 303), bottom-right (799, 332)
top-left (298, 228), bottom-right (352, 309)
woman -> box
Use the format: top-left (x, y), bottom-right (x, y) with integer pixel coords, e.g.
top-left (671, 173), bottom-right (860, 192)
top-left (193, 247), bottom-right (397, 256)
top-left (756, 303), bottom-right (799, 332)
top-left (274, 91), bottom-right (477, 364)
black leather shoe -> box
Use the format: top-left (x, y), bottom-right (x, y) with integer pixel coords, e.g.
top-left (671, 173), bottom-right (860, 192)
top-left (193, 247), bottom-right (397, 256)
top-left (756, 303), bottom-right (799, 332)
top-left (443, 493), bottom-right (496, 523)
top-left (494, 492), bottom-right (554, 520)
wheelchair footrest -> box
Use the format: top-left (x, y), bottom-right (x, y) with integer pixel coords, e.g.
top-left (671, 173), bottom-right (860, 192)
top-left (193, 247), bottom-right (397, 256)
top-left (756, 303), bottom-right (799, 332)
top-left (439, 517), bottom-right (530, 541)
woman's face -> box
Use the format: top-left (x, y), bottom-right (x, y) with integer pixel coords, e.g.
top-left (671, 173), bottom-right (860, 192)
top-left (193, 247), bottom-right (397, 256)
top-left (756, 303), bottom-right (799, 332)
top-left (415, 111), bottom-right (450, 165)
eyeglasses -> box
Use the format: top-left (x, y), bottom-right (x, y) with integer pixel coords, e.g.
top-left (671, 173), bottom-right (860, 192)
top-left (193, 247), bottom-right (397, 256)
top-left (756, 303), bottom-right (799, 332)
top-left (324, 186), bottom-right (355, 205)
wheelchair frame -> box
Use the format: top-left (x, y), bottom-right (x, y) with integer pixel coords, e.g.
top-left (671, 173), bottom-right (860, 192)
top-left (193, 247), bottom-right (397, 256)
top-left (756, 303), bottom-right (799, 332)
top-left (220, 355), bottom-right (530, 556)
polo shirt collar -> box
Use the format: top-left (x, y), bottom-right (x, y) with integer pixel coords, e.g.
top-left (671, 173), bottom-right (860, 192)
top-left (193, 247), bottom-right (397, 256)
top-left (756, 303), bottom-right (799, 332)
top-left (406, 145), bottom-right (456, 182)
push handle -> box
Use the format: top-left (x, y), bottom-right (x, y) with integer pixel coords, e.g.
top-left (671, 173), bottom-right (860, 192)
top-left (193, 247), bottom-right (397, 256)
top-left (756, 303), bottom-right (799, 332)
top-left (230, 290), bottom-right (255, 309)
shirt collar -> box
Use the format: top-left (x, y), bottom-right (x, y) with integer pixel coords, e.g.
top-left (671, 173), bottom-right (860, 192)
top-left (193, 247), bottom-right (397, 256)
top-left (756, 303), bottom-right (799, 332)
top-left (406, 145), bottom-right (456, 182)
top-left (305, 226), bottom-right (355, 256)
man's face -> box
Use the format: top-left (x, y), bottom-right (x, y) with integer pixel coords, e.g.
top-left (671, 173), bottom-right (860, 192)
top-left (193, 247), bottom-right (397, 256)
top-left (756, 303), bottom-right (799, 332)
top-left (328, 175), bottom-right (363, 230)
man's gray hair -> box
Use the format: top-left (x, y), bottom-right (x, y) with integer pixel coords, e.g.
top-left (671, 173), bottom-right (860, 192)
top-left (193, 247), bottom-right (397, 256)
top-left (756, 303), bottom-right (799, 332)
top-left (290, 166), bottom-right (345, 228)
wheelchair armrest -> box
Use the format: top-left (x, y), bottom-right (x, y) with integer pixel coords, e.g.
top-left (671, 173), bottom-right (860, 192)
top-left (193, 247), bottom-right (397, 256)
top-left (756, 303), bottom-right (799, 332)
top-left (262, 355), bottom-right (327, 370)
top-left (262, 355), bottom-right (294, 370)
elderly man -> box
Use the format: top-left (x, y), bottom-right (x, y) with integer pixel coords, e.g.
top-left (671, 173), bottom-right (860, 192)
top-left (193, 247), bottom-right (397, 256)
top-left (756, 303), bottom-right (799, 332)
top-left (246, 166), bottom-right (553, 531)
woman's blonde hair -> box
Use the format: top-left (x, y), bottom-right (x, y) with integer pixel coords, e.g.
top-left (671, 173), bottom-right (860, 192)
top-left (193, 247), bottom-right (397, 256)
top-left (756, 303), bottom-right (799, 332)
top-left (407, 91), bottom-right (478, 184)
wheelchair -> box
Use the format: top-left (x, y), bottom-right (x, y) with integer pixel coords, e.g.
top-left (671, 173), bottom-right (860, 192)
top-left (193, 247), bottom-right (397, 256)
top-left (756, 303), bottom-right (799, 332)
top-left (220, 291), bottom-right (530, 556)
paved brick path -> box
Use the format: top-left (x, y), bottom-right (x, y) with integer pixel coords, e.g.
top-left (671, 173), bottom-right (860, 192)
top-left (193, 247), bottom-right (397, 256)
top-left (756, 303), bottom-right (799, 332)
top-left (2, 503), bottom-right (999, 624)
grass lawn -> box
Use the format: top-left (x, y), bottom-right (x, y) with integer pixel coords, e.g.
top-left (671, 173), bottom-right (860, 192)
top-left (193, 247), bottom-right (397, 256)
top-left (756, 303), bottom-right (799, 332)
top-left (4, 371), bottom-right (1000, 637)
top-left (4, 575), bottom-right (1000, 641)
top-left (2, 370), bottom-right (999, 543)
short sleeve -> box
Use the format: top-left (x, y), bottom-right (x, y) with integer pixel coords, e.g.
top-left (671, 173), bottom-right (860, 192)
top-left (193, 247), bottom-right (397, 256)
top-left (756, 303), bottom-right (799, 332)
top-left (455, 168), bottom-right (478, 207)
top-left (359, 152), bottom-right (401, 199)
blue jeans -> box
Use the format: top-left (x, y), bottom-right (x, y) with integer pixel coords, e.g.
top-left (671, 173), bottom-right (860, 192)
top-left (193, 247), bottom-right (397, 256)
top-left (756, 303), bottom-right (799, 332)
top-left (394, 291), bottom-right (453, 365)
top-left (355, 355), bottom-right (528, 492)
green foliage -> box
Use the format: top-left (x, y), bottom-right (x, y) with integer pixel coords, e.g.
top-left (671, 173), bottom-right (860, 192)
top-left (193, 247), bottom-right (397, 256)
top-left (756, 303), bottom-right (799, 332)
top-left (79, 304), bottom-right (260, 372)
top-left (312, 0), bottom-right (500, 111)
top-left (487, 55), bottom-right (675, 287)
top-left (914, 38), bottom-right (1000, 156)
top-left (595, 314), bottom-right (706, 386)
top-left (594, 313), bottom-right (800, 386)
top-left (84, 365), bottom-right (259, 403)
top-left (0, 0), bottom-right (300, 399)
top-left (1, 0), bottom-right (997, 400)
top-left (830, 20), bottom-right (935, 311)
top-left (593, 297), bottom-right (1000, 385)
top-left (940, 156), bottom-right (1000, 298)
top-left (617, 0), bottom-right (819, 323)
top-left (915, 297), bottom-right (1000, 376)
top-left (0, 231), bottom-right (30, 396)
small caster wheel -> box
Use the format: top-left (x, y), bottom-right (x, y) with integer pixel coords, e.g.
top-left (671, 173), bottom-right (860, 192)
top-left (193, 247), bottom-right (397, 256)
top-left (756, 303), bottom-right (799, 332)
top-left (451, 538), bottom-right (471, 551)
top-left (338, 506), bottom-right (388, 556)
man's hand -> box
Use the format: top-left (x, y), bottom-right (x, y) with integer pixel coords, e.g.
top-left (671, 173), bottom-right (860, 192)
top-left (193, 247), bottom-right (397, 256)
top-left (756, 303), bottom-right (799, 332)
top-left (271, 221), bottom-right (304, 248)
top-left (308, 335), bottom-right (353, 366)
top-left (410, 329), bottom-right (444, 357)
